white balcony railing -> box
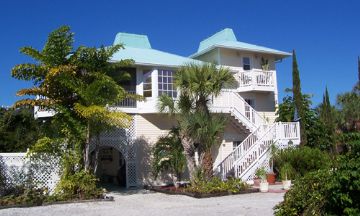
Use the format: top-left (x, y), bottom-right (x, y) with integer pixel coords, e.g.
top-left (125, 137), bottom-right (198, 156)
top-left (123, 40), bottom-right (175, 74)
top-left (238, 69), bottom-right (274, 88)
top-left (115, 90), bottom-right (137, 108)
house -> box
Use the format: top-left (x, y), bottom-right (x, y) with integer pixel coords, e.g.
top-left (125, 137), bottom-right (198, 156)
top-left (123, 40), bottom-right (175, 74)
top-left (34, 28), bottom-right (300, 188)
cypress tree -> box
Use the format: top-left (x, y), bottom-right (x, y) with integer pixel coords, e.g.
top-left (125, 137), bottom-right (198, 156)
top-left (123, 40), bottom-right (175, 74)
top-left (319, 87), bottom-right (336, 151)
top-left (320, 87), bottom-right (334, 127)
top-left (292, 50), bottom-right (307, 145)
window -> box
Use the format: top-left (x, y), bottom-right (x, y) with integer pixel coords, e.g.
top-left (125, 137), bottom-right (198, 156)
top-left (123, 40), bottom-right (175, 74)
top-left (158, 69), bottom-right (177, 98)
top-left (243, 57), bottom-right (251, 70)
top-left (143, 70), bottom-right (152, 97)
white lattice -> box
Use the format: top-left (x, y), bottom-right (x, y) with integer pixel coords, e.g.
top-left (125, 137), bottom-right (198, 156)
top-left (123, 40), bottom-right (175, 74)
top-left (0, 153), bottom-right (60, 194)
top-left (89, 116), bottom-right (137, 187)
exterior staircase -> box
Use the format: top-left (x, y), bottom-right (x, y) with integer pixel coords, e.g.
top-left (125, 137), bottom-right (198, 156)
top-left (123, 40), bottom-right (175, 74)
top-left (210, 90), bottom-right (300, 181)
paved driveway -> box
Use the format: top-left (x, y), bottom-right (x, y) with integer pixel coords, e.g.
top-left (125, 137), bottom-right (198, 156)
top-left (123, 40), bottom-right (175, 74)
top-left (0, 190), bottom-right (284, 216)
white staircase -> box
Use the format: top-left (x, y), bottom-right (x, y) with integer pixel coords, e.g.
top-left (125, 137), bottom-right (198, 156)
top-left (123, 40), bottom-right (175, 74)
top-left (210, 90), bottom-right (301, 181)
top-left (210, 90), bottom-right (267, 132)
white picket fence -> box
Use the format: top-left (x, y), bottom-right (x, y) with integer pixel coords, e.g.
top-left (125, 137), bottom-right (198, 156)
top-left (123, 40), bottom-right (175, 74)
top-left (0, 152), bottom-right (60, 194)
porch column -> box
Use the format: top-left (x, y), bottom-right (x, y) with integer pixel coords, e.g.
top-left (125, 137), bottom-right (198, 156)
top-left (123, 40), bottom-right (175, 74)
top-left (152, 69), bottom-right (158, 98)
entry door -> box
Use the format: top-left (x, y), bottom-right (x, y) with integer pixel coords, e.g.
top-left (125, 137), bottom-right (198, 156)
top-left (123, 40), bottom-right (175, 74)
top-left (245, 99), bottom-right (255, 123)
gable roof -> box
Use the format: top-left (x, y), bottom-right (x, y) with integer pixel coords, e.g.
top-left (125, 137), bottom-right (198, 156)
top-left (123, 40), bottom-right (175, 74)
top-left (110, 32), bottom-right (199, 67)
top-left (190, 28), bottom-right (291, 58)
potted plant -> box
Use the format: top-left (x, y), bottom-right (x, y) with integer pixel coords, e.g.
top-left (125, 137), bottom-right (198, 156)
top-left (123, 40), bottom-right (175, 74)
top-left (267, 144), bottom-right (277, 184)
top-left (280, 162), bottom-right (294, 190)
top-left (255, 167), bottom-right (268, 192)
top-left (261, 57), bottom-right (270, 71)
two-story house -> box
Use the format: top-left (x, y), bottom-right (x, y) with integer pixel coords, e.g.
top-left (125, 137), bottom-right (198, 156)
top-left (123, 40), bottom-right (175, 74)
top-left (34, 28), bottom-right (300, 188)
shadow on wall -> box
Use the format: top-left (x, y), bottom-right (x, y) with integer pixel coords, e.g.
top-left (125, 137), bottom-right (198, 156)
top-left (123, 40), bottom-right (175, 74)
top-left (135, 136), bottom-right (190, 186)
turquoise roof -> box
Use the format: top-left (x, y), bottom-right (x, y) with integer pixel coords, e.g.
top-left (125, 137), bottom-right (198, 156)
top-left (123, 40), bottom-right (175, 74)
top-left (190, 28), bottom-right (291, 58)
top-left (111, 32), bottom-right (199, 67)
top-left (114, 32), bottom-right (151, 49)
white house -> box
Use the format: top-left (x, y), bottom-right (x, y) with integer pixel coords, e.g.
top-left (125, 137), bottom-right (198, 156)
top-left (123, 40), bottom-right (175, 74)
top-left (33, 28), bottom-right (300, 188)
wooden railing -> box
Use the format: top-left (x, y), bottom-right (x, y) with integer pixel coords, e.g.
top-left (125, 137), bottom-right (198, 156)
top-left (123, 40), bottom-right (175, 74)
top-left (115, 91), bottom-right (137, 108)
top-left (238, 70), bottom-right (274, 87)
top-left (210, 90), bottom-right (267, 130)
top-left (214, 124), bottom-right (269, 179)
top-left (214, 122), bottom-right (300, 180)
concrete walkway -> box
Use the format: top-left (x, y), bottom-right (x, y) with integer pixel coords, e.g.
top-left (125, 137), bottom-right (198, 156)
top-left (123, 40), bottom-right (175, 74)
top-left (0, 189), bottom-right (284, 216)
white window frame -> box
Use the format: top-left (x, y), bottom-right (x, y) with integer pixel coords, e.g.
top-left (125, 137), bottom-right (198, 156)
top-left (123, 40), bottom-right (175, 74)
top-left (158, 69), bottom-right (177, 98)
top-left (143, 70), bottom-right (152, 97)
top-left (242, 56), bottom-right (251, 71)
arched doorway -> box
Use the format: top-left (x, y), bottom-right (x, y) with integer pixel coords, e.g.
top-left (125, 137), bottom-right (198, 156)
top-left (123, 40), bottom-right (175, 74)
top-left (91, 147), bottom-right (127, 187)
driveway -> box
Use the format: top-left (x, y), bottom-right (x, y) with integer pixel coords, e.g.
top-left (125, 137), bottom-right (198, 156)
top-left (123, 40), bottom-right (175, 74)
top-left (0, 190), bottom-right (284, 216)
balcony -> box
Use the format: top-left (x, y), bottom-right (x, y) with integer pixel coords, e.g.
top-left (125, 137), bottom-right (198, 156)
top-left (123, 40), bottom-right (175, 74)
top-left (114, 90), bottom-right (137, 108)
top-left (237, 69), bottom-right (275, 92)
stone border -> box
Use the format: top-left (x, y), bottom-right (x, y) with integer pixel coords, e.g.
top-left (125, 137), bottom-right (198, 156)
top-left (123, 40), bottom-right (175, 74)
top-left (148, 186), bottom-right (259, 199)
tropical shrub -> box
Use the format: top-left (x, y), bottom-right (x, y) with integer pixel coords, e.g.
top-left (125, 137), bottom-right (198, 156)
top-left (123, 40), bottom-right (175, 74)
top-left (152, 128), bottom-right (186, 183)
top-left (279, 163), bottom-right (295, 181)
top-left (186, 174), bottom-right (248, 194)
top-left (274, 147), bottom-right (360, 215)
top-left (0, 187), bottom-right (49, 207)
top-left (189, 178), bottom-right (247, 194)
top-left (274, 146), bottom-right (331, 179)
top-left (54, 170), bottom-right (103, 200)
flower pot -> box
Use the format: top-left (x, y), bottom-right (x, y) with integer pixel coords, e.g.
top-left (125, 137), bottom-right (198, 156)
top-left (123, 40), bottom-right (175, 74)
top-left (266, 173), bottom-right (276, 184)
top-left (174, 182), bottom-right (180, 189)
top-left (282, 180), bottom-right (291, 190)
top-left (259, 181), bottom-right (269, 192)
top-left (253, 178), bottom-right (260, 186)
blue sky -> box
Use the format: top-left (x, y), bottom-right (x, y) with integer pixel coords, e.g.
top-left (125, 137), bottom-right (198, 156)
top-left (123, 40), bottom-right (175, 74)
top-left (0, 0), bottom-right (359, 107)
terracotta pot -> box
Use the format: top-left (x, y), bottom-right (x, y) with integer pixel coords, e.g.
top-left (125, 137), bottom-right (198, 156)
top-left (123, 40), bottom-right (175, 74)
top-left (253, 178), bottom-right (260, 186)
top-left (266, 173), bottom-right (276, 184)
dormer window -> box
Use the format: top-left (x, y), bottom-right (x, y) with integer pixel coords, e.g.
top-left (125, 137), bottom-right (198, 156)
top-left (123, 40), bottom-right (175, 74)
top-left (243, 57), bottom-right (251, 70)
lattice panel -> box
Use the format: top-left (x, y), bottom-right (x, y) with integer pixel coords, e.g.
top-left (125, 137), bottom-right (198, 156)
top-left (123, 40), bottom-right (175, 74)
top-left (0, 154), bottom-right (60, 194)
top-left (89, 116), bottom-right (138, 187)
top-left (126, 162), bottom-right (137, 187)
top-left (29, 156), bottom-right (60, 192)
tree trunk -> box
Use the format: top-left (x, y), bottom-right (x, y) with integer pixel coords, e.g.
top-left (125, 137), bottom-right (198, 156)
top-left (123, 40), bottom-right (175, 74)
top-left (200, 150), bottom-right (214, 179)
top-left (93, 135), bottom-right (100, 175)
top-left (180, 131), bottom-right (196, 181)
top-left (84, 121), bottom-right (91, 171)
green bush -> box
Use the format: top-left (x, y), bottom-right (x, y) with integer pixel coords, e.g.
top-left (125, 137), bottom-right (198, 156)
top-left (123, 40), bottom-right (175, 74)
top-left (54, 170), bottom-right (103, 200)
top-left (0, 187), bottom-right (48, 206)
top-left (274, 149), bottom-right (360, 215)
top-left (274, 146), bottom-right (331, 179)
top-left (152, 128), bottom-right (186, 182)
top-left (186, 171), bottom-right (248, 194)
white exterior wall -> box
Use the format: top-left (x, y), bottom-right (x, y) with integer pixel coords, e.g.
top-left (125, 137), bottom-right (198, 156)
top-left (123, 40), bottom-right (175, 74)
top-left (218, 48), bottom-right (276, 71)
top-left (132, 114), bottom-right (250, 185)
top-left (239, 91), bottom-right (277, 123)
top-left (212, 122), bottom-right (248, 168)
top-left (134, 114), bottom-right (177, 185)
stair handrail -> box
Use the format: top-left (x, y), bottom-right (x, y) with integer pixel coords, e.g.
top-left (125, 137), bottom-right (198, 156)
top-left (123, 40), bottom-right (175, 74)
top-left (235, 123), bottom-right (277, 179)
top-left (213, 124), bottom-right (269, 179)
top-left (211, 90), bottom-right (267, 128)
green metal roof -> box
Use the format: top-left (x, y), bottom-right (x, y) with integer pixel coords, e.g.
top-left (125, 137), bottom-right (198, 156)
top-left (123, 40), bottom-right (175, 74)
top-left (111, 32), bottom-right (199, 67)
top-left (190, 28), bottom-right (291, 58)
top-left (114, 32), bottom-right (151, 49)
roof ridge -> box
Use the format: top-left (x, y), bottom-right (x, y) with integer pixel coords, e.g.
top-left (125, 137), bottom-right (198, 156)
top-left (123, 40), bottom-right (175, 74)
top-left (198, 28), bottom-right (237, 52)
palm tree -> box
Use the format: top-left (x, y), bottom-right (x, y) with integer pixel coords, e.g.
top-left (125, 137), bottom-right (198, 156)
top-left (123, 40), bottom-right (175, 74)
top-left (187, 112), bottom-right (226, 178)
top-left (159, 63), bottom-right (235, 180)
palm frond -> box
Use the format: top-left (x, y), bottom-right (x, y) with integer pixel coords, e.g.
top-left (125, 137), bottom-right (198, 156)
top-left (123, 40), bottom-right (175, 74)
top-left (158, 94), bottom-right (177, 115)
